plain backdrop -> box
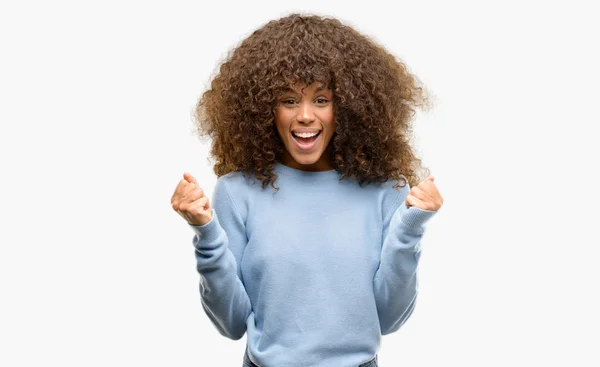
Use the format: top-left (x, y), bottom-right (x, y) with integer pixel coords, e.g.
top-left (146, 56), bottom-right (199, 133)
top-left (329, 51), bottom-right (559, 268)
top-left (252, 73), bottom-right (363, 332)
top-left (1, 0), bottom-right (599, 366)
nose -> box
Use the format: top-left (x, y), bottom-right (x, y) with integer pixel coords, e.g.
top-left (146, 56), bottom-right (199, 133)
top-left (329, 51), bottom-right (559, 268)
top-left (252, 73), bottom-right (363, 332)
top-left (297, 100), bottom-right (316, 124)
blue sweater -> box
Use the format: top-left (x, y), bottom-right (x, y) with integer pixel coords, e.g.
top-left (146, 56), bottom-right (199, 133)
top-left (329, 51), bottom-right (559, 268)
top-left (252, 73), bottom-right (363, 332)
top-left (190, 162), bottom-right (437, 367)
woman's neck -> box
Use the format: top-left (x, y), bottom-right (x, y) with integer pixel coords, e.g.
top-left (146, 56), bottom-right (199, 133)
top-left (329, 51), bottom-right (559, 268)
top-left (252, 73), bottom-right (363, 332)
top-left (278, 146), bottom-right (334, 172)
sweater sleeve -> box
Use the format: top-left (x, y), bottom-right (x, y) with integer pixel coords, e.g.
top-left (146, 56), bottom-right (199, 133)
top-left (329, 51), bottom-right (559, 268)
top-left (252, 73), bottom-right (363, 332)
top-left (373, 189), bottom-right (437, 335)
top-left (188, 177), bottom-right (252, 340)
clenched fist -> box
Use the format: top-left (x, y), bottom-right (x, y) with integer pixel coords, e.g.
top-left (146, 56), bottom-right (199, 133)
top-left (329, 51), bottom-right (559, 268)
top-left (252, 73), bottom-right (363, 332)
top-left (171, 172), bottom-right (213, 226)
top-left (405, 176), bottom-right (444, 212)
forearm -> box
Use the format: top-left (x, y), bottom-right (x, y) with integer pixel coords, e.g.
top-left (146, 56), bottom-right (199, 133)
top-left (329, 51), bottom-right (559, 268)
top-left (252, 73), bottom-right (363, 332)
top-left (374, 204), bottom-right (435, 335)
top-left (191, 211), bottom-right (252, 340)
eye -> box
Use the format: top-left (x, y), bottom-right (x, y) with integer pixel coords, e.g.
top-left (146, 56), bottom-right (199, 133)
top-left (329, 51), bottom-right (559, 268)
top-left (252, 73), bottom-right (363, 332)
top-left (315, 98), bottom-right (329, 104)
top-left (281, 98), bottom-right (296, 105)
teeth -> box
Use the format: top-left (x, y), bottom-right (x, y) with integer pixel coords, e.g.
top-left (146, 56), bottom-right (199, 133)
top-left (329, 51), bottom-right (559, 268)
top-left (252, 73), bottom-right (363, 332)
top-left (293, 131), bottom-right (319, 138)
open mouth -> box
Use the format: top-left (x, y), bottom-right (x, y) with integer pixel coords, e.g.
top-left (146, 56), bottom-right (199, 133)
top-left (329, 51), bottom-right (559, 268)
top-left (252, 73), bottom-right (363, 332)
top-left (291, 131), bottom-right (321, 151)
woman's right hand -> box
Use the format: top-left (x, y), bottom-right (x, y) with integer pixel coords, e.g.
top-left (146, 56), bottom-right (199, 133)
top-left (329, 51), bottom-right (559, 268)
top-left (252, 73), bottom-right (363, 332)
top-left (171, 172), bottom-right (213, 226)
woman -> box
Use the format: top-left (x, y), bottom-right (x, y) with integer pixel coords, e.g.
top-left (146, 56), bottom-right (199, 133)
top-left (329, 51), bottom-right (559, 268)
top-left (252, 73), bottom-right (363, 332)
top-left (171, 13), bottom-right (443, 367)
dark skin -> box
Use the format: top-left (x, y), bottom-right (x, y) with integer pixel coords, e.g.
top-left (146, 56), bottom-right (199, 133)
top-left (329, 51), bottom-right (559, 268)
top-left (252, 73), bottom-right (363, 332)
top-left (274, 82), bottom-right (336, 172)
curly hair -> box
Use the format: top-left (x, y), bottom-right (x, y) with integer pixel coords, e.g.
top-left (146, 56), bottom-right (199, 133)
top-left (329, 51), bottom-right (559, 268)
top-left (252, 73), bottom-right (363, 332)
top-left (194, 13), bottom-right (433, 191)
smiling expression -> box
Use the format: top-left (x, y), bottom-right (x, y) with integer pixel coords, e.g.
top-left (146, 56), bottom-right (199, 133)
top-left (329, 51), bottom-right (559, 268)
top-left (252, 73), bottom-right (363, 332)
top-left (274, 82), bottom-right (336, 172)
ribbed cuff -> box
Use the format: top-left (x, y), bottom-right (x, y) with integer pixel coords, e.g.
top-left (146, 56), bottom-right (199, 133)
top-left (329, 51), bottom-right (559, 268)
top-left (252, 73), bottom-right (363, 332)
top-left (189, 209), bottom-right (222, 245)
top-left (400, 205), bottom-right (437, 230)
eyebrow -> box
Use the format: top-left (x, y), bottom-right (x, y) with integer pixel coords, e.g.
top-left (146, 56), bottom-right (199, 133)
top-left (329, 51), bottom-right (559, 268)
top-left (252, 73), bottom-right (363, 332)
top-left (283, 84), bottom-right (331, 95)
top-left (314, 85), bottom-right (329, 93)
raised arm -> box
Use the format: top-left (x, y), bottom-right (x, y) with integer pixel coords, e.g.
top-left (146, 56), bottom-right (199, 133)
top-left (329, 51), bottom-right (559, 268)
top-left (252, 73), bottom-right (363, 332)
top-left (373, 177), bottom-right (441, 335)
top-left (186, 176), bottom-right (252, 340)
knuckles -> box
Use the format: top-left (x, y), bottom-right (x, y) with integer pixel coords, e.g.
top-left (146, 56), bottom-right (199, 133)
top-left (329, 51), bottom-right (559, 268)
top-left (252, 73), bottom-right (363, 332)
top-left (172, 179), bottom-right (208, 220)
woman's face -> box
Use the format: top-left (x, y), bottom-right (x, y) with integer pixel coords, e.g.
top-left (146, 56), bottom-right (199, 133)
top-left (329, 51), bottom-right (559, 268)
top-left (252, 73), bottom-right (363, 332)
top-left (274, 82), bottom-right (336, 172)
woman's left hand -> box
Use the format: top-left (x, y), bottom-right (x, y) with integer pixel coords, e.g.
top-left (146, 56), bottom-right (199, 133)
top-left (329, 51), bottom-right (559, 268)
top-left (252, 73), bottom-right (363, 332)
top-left (405, 176), bottom-right (444, 212)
